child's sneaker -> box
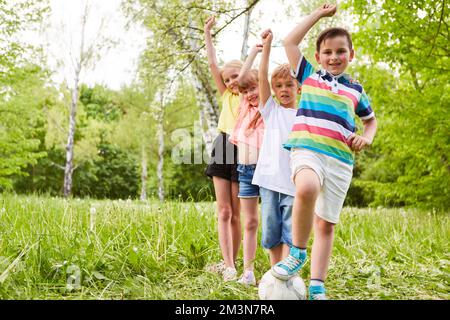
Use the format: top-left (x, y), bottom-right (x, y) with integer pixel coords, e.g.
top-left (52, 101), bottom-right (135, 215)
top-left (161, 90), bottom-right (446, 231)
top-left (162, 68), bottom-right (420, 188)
top-left (222, 267), bottom-right (237, 282)
top-left (271, 246), bottom-right (307, 280)
top-left (309, 285), bottom-right (327, 300)
top-left (205, 260), bottom-right (226, 274)
top-left (237, 270), bottom-right (256, 286)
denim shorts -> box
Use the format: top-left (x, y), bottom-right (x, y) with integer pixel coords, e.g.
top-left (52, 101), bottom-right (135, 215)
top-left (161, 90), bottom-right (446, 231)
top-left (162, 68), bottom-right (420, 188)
top-left (237, 164), bottom-right (260, 198)
top-left (260, 186), bottom-right (294, 249)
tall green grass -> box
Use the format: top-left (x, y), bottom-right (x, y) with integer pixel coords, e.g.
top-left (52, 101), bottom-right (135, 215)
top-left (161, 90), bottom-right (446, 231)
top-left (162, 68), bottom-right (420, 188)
top-left (0, 194), bottom-right (448, 299)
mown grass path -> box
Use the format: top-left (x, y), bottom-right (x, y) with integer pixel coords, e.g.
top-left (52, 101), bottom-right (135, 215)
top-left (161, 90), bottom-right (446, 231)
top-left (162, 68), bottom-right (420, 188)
top-left (0, 194), bottom-right (448, 300)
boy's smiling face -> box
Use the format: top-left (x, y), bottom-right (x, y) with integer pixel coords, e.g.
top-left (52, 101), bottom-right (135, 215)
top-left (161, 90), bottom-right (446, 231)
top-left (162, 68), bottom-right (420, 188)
top-left (315, 35), bottom-right (354, 76)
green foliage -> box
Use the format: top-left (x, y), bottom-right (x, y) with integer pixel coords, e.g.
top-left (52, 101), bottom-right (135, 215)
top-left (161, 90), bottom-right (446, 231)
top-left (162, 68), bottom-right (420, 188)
top-left (341, 0), bottom-right (450, 210)
top-left (73, 143), bottom-right (140, 199)
top-left (16, 142), bottom-right (141, 200)
top-left (163, 151), bottom-right (213, 202)
top-left (344, 0), bottom-right (448, 80)
top-left (4, 1), bottom-right (449, 207)
top-left (0, 0), bottom-right (49, 84)
top-left (126, 0), bottom-right (234, 74)
top-left (0, 65), bottom-right (49, 189)
top-left (79, 84), bottom-right (123, 122)
top-left (13, 146), bottom-right (66, 196)
top-left (160, 80), bottom-right (213, 201)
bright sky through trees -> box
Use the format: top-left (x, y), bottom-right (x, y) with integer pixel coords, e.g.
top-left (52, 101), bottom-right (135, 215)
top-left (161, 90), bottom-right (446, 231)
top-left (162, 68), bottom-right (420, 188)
top-left (41, 0), bottom-right (310, 90)
top-left (43, 0), bottom-right (147, 90)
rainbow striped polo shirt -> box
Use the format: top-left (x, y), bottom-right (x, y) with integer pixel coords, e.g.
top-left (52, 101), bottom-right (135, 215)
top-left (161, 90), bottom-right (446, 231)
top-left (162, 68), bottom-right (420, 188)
top-left (283, 56), bottom-right (375, 165)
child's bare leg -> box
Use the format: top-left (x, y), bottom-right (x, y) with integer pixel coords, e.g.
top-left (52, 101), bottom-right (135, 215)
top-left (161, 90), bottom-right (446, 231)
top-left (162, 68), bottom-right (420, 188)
top-left (213, 176), bottom-right (236, 268)
top-left (281, 243), bottom-right (290, 259)
top-left (230, 181), bottom-right (242, 263)
top-left (269, 243), bottom-right (290, 266)
top-left (269, 246), bottom-right (282, 266)
top-left (311, 215), bottom-right (335, 281)
top-left (241, 197), bottom-right (259, 271)
top-left (272, 169), bottom-right (320, 280)
top-left (292, 169), bottom-right (321, 248)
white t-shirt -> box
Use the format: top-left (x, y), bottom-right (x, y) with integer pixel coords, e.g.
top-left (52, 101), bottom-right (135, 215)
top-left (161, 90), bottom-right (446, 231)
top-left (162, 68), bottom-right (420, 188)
top-left (252, 96), bottom-right (297, 197)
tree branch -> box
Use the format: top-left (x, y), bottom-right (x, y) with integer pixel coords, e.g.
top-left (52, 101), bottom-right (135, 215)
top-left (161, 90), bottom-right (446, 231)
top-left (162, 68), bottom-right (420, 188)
top-left (427, 0), bottom-right (446, 57)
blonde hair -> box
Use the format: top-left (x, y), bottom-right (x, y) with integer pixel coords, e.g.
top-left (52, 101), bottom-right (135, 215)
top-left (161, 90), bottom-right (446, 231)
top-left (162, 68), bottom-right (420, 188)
top-left (270, 63), bottom-right (296, 87)
top-left (237, 69), bottom-right (262, 130)
top-left (220, 59), bottom-right (243, 76)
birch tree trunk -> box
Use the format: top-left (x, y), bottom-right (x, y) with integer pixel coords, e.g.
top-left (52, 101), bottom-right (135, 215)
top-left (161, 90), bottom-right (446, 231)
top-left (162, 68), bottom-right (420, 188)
top-left (60, 0), bottom-right (114, 197)
top-left (191, 63), bottom-right (219, 154)
top-left (156, 92), bottom-right (165, 202)
top-left (140, 144), bottom-right (147, 201)
top-left (63, 72), bottom-right (80, 197)
top-left (241, 0), bottom-right (254, 61)
top-left (187, 19), bottom-right (219, 154)
top-left (63, 3), bottom-right (87, 198)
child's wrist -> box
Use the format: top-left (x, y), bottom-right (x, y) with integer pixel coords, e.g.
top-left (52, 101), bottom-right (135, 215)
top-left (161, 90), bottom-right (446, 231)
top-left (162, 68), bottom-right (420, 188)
top-left (311, 10), bottom-right (324, 20)
top-left (362, 136), bottom-right (373, 145)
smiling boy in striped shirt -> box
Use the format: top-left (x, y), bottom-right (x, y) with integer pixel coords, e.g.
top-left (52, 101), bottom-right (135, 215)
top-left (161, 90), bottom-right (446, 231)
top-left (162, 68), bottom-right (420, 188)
top-left (271, 4), bottom-right (378, 300)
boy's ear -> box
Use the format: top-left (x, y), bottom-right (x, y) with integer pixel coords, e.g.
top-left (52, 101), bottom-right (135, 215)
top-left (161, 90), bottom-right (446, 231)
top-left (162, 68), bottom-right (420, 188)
top-left (314, 52), bottom-right (321, 65)
top-left (349, 49), bottom-right (355, 62)
top-left (297, 86), bottom-right (301, 94)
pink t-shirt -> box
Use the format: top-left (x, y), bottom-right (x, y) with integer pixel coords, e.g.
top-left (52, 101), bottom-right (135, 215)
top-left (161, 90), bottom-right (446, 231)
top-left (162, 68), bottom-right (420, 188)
top-left (229, 100), bottom-right (264, 149)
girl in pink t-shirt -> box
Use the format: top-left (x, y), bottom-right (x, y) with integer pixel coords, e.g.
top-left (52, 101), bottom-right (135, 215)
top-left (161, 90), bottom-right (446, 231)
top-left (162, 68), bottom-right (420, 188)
top-left (229, 46), bottom-right (265, 286)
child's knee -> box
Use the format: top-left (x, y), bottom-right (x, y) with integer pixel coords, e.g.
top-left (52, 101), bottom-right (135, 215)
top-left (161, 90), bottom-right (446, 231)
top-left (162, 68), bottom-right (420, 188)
top-left (315, 217), bottom-right (335, 235)
top-left (217, 205), bottom-right (233, 221)
top-left (295, 183), bottom-right (320, 201)
top-left (230, 211), bottom-right (241, 224)
top-left (244, 216), bottom-right (258, 232)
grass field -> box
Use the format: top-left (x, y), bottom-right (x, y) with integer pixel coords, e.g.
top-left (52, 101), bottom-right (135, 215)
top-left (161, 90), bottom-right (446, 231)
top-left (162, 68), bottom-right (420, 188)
top-left (0, 194), bottom-right (448, 300)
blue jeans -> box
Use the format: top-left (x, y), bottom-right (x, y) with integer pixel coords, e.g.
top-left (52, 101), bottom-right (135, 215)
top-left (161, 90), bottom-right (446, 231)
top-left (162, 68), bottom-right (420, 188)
top-left (237, 164), bottom-right (260, 198)
top-left (260, 187), bottom-right (293, 249)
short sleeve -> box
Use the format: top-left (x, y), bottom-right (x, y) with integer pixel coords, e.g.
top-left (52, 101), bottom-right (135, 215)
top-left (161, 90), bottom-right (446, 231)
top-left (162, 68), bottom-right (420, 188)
top-left (217, 89), bottom-right (241, 134)
top-left (356, 89), bottom-right (375, 120)
top-left (259, 96), bottom-right (277, 120)
top-left (291, 56), bottom-right (315, 85)
top-left (221, 88), bottom-right (232, 103)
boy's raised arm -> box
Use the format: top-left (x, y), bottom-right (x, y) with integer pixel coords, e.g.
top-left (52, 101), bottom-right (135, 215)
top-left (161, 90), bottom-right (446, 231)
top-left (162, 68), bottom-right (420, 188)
top-left (204, 16), bottom-right (227, 95)
top-left (283, 4), bottom-right (336, 71)
top-left (259, 29), bottom-right (273, 106)
top-left (237, 44), bottom-right (262, 85)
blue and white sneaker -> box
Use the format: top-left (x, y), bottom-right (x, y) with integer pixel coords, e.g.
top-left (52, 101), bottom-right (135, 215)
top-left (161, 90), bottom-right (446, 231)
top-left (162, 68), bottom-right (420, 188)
top-left (309, 285), bottom-right (327, 300)
top-left (271, 246), bottom-right (307, 280)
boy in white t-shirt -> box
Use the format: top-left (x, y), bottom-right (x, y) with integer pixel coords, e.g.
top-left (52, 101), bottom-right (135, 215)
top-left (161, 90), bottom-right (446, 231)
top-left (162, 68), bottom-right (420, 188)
top-left (252, 29), bottom-right (299, 266)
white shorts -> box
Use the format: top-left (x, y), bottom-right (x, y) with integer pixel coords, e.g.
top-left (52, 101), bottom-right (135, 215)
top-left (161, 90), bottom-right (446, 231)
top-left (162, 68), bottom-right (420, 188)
top-left (290, 148), bottom-right (353, 224)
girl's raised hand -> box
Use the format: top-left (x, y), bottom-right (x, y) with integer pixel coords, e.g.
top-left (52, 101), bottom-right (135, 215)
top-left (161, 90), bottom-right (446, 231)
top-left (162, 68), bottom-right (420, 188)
top-left (261, 29), bottom-right (273, 45)
top-left (251, 44), bottom-right (263, 54)
top-left (317, 3), bottom-right (337, 18)
top-left (204, 16), bottom-right (216, 32)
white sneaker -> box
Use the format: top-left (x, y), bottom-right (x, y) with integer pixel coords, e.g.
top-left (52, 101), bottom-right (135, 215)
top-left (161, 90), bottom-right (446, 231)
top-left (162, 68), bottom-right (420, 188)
top-left (237, 270), bottom-right (256, 286)
top-left (222, 267), bottom-right (237, 282)
top-left (205, 260), bottom-right (226, 274)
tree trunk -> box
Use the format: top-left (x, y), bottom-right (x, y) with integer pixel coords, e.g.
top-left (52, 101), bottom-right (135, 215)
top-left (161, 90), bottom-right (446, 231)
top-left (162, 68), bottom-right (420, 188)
top-left (191, 64), bottom-right (219, 154)
top-left (140, 144), bottom-right (147, 201)
top-left (63, 71), bottom-right (80, 197)
top-left (241, 0), bottom-right (253, 61)
top-left (183, 17), bottom-right (218, 154)
top-left (63, 1), bottom-right (88, 198)
top-left (157, 93), bottom-right (165, 202)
